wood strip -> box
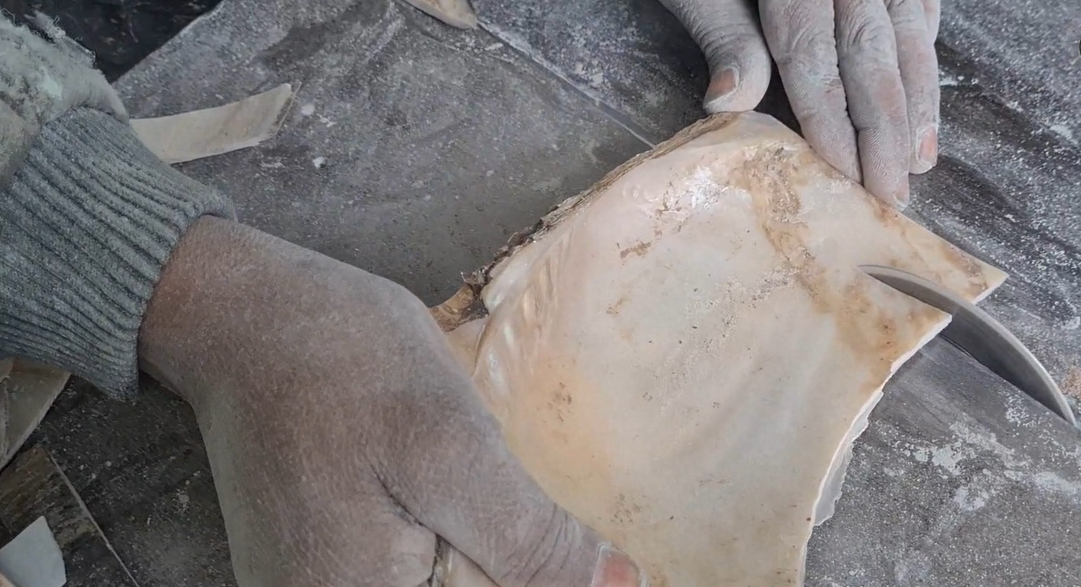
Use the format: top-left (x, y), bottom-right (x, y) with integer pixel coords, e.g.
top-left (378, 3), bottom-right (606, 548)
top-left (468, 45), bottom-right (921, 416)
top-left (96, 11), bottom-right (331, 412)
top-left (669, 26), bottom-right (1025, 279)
top-left (0, 361), bottom-right (69, 471)
top-left (0, 445), bottom-right (139, 587)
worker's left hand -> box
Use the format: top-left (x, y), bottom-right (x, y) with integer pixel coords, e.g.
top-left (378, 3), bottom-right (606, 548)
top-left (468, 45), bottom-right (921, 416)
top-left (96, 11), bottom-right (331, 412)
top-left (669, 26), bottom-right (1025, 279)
top-left (659, 0), bottom-right (940, 208)
top-left (140, 218), bottom-right (646, 587)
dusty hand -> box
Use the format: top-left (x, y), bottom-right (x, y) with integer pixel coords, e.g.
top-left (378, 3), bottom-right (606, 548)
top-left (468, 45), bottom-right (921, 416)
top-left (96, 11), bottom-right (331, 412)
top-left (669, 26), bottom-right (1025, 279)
top-left (661, 0), bottom-right (940, 207)
top-left (140, 218), bottom-right (644, 587)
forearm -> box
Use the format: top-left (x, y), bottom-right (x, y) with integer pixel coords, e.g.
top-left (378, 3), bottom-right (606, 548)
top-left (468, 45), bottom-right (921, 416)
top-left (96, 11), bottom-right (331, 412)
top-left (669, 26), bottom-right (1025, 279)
top-left (1, 108), bottom-right (232, 395)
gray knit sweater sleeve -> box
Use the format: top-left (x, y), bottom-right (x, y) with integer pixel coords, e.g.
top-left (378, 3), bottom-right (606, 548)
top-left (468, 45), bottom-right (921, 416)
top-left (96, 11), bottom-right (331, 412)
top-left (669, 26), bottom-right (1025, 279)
top-left (1, 18), bottom-right (233, 398)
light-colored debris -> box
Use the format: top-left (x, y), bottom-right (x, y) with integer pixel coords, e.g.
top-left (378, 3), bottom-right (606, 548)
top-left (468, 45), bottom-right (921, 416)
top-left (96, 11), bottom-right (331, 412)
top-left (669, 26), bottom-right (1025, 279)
top-left (131, 83), bottom-right (295, 164)
top-left (402, 0), bottom-right (477, 29)
top-left (0, 517), bottom-right (65, 587)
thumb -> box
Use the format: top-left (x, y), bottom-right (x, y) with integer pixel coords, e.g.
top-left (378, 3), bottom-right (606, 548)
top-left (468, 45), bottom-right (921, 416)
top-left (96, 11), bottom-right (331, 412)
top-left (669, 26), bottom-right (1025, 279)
top-left (660, 0), bottom-right (772, 113)
top-left (377, 354), bottom-right (645, 587)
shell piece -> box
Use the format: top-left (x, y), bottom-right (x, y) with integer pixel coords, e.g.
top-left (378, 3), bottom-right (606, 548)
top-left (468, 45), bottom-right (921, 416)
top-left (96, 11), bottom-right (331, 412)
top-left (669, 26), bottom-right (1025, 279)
top-left (440, 113), bottom-right (1006, 587)
top-left (130, 83), bottom-right (295, 165)
top-left (402, 0), bottom-right (478, 29)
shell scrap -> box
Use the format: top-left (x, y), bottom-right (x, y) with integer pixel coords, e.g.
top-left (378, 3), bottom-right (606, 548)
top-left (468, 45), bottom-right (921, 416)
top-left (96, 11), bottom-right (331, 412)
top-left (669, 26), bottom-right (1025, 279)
top-left (434, 112), bottom-right (1006, 587)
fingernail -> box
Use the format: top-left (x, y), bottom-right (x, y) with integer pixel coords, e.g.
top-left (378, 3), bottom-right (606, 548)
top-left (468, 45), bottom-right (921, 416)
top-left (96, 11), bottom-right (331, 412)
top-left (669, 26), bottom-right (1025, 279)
top-left (704, 67), bottom-right (740, 106)
top-left (915, 125), bottom-right (938, 172)
top-left (892, 175), bottom-right (911, 210)
top-left (590, 544), bottom-right (647, 587)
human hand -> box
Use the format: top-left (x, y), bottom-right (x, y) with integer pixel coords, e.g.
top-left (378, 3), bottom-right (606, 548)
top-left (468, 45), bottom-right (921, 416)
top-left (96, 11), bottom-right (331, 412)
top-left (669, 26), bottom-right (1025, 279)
top-left (140, 218), bottom-right (645, 587)
top-left (2, 17), bottom-right (230, 398)
top-left (660, 0), bottom-right (940, 208)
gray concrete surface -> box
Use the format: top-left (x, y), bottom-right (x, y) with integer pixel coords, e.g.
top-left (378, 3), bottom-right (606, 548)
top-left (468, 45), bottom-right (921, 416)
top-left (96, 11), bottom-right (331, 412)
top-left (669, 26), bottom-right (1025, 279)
top-left (115, 0), bottom-right (648, 303)
top-left (24, 0), bottom-right (1081, 584)
top-left (807, 339), bottom-right (1081, 586)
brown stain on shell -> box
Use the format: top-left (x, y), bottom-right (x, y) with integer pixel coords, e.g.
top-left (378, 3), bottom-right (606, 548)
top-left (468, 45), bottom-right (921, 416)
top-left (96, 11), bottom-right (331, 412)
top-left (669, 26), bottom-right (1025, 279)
top-left (620, 241), bottom-right (654, 260)
top-left (878, 204), bottom-right (992, 299)
top-left (1061, 364), bottom-right (1081, 400)
top-left (725, 146), bottom-right (937, 379)
top-left (607, 295), bottom-right (629, 316)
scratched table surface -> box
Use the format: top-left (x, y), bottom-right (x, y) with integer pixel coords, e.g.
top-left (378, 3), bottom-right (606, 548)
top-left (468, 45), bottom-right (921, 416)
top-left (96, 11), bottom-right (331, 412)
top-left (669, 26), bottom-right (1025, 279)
top-left (22, 0), bottom-right (1081, 585)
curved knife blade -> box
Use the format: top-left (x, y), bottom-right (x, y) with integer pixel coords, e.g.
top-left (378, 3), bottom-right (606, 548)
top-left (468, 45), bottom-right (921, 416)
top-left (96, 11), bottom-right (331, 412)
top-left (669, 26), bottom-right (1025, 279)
top-left (862, 264), bottom-right (1076, 426)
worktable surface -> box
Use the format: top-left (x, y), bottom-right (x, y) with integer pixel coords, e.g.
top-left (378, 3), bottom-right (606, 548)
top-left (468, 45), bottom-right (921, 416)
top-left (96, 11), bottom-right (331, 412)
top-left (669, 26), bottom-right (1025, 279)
top-left (27, 0), bottom-right (1081, 585)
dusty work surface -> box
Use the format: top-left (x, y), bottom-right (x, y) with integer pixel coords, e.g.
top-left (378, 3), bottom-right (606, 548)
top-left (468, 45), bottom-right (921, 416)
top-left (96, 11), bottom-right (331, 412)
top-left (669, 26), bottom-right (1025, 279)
top-left (20, 0), bottom-right (1081, 585)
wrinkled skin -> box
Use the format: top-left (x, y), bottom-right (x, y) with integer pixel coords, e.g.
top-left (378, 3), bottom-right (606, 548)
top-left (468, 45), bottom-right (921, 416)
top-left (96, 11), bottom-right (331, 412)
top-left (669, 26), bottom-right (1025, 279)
top-left (139, 217), bottom-right (644, 587)
top-left (660, 0), bottom-right (941, 208)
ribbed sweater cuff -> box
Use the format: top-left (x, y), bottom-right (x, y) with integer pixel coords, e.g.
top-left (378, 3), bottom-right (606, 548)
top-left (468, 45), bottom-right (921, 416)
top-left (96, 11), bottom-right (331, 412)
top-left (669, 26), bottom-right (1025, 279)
top-left (0, 107), bottom-right (234, 397)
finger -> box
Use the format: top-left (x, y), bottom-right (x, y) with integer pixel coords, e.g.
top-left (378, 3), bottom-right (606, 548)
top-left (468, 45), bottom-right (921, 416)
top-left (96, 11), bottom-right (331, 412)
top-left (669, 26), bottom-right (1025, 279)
top-left (887, 0), bottom-right (940, 174)
top-left (759, 0), bottom-right (861, 181)
top-left (370, 303), bottom-right (644, 587)
top-left (919, 0), bottom-right (940, 40)
top-left (660, 0), bottom-right (773, 112)
top-left (834, 0), bottom-right (912, 206)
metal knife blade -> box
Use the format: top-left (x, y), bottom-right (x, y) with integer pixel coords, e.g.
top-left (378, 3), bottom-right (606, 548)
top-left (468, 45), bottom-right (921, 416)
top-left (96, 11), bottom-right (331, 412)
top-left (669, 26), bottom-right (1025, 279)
top-left (861, 264), bottom-right (1077, 426)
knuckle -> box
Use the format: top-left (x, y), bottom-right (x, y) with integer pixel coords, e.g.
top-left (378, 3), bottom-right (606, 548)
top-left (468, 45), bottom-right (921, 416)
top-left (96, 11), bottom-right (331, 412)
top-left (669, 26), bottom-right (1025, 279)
top-left (851, 90), bottom-right (909, 131)
top-left (698, 26), bottom-right (763, 64)
top-left (786, 69), bottom-right (844, 111)
top-left (798, 80), bottom-right (845, 116)
top-left (890, 0), bottom-right (937, 29)
top-left (769, 17), bottom-right (835, 70)
top-left (835, 3), bottom-right (897, 61)
top-left (762, 2), bottom-right (826, 56)
top-left (886, 0), bottom-right (932, 41)
top-left (768, 0), bottom-right (820, 30)
top-left (497, 506), bottom-right (583, 587)
top-left (842, 19), bottom-right (894, 57)
top-left (885, 0), bottom-right (923, 18)
top-left (671, 0), bottom-right (764, 63)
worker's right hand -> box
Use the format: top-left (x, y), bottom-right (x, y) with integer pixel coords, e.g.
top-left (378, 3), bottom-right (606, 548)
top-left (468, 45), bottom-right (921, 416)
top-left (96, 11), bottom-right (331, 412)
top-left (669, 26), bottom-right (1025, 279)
top-left (659, 0), bottom-right (941, 208)
top-left (140, 218), bottom-right (645, 587)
